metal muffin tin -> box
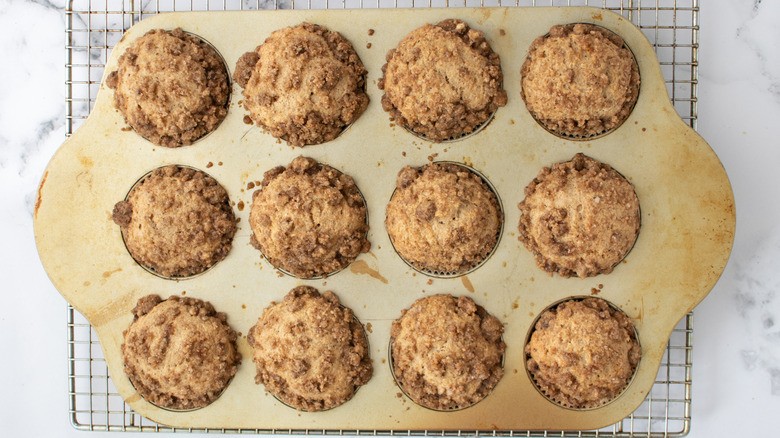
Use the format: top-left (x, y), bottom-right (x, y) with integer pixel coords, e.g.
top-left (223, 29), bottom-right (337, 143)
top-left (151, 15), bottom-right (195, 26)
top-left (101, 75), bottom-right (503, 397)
top-left (35, 7), bottom-right (735, 431)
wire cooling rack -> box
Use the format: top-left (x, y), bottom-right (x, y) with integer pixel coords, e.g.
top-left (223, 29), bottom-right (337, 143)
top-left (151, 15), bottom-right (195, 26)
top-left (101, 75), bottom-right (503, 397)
top-left (65, 0), bottom-right (699, 435)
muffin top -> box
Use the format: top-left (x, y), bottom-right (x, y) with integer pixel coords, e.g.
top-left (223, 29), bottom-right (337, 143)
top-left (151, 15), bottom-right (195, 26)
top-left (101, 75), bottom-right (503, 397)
top-left (248, 156), bottom-right (370, 278)
top-left (122, 295), bottom-right (241, 410)
top-left (106, 28), bottom-right (229, 147)
top-left (112, 165), bottom-right (236, 278)
top-left (517, 153), bottom-right (640, 278)
top-left (386, 163), bottom-right (502, 274)
top-left (525, 298), bottom-right (641, 408)
top-left (391, 294), bottom-right (505, 410)
top-left (234, 22), bottom-right (369, 147)
top-left (521, 23), bottom-right (640, 137)
top-left (247, 286), bottom-right (373, 411)
top-left (379, 19), bottom-right (507, 141)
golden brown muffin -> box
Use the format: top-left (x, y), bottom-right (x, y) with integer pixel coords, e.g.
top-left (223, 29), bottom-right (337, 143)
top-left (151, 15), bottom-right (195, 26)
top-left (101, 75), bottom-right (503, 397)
top-left (105, 28), bottom-right (229, 147)
top-left (521, 23), bottom-right (640, 138)
top-left (386, 163), bottom-right (502, 274)
top-left (379, 19), bottom-right (507, 141)
top-left (517, 153), bottom-right (640, 278)
top-left (248, 156), bottom-right (369, 278)
top-left (122, 295), bottom-right (241, 410)
top-left (247, 286), bottom-right (373, 411)
top-left (234, 22), bottom-right (369, 147)
top-left (112, 166), bottom-right (236, 278)
top-left (391, 294), bottom-right (505, 410)
top-left (525, 298), bottom-right (641, 409)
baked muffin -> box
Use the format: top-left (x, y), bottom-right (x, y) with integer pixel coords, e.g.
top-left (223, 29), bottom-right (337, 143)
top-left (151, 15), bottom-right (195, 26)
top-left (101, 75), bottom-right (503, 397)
top-left (525, 298), bottom-right (641, 409)
top-left (105, 28), bottom-right (229, 147)
top-left (517, 153), bottom-right (640, 278)
top-left (247, 286), bottom-right (373, 411)
top-left (248, 156), bottom-right (369, 278)
top-left (391, 294), bottom-right (505, 410)
top-left (386, 163), bottom-right (502, 274)
top-left (379, 19), bottom-right (507, 141)
top-left (234, 22), bottom-right (369, 147)
top-left (112, 166), bottom-right (236, 278)
top-left (521, 23), bottom-right (640, 138)
top-left (122, 295), bottom-right (241, 410)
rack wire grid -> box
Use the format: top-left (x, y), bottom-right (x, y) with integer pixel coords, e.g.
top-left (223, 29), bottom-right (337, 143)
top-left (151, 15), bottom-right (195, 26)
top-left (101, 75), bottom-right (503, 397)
top-left (65, 0), bottom-right (699, 435)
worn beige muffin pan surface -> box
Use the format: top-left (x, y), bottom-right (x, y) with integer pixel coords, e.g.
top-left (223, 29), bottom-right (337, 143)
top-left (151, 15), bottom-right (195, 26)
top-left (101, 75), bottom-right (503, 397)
top-left (34, 6), bottom-right (735, 431)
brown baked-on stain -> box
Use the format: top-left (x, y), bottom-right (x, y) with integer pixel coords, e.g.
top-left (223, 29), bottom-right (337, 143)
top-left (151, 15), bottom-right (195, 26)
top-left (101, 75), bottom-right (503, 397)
top-left (499, 29), bottom-right (506, 36)
top-left (461, 275), bottom-right (475, 293)
top-left (247, 181), bottom-right (255, 190)
top-left (366, 322), bottom-right (373, 333)
top-left (206, 162), bottom-right (214, 168)
top-left (34, 171), bottom-right (48, 219)
top-left (102, 268), bottom-right (122, 278)
top-left (368, 29), bottom-right (375, 36)
top-left (349, 259), bottom-right (389, 284)
top-left (237, 201), bottom-right (245, 211)
top-left (592, 12), bottom-right (604, 20)
top-left (366, 43), bottom-right (372, 49)
top-left (79, 155), bottom-right (94, 170)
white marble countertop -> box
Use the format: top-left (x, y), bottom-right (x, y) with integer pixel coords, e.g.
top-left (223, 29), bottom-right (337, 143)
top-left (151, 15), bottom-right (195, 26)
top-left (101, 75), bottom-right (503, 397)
top-left (1, 0), bottom-right (778, 436)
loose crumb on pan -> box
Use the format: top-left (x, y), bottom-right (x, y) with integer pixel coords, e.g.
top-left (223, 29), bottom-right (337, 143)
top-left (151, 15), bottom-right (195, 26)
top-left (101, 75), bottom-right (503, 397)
top-left (517, 153), bottom-right (640, 278)
top-left (386, 162), bottom-right (502, 274)
top-left (122, 295), bottom-right (241, 410)
top-left (520, 23), bottom-right (640, 138)
top-left (112, 165), bottom-right (236, 278)
top-left (391, 294), bottom-right (505, 410)
top-left (106, 28), bottom-right (229, 147)
top-left (234, 22), bottom-right (369, 147)
top-left (378, 19), bottom-right (507, 141)
top-left (249, 156), bottom-right (370, 278)
top-left (247, 286), bottom-right (373, 411)
top-left (525, 297), bottom-right (641, 409)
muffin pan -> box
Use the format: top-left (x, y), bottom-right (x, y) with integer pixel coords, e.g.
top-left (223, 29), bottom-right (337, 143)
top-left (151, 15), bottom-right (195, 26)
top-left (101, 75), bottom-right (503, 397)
top-left (34, 7), bottom-right (735, 431)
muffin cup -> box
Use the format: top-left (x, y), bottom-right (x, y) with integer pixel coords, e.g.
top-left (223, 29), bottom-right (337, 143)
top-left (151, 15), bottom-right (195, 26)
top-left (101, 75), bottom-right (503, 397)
top-left (107, 29), bottom-right (232, 147)
top-left (249, 160), bottom-right (370, 280)
top-left (117, 164), bottom-right (235, 280)
top-left (388, 294), bottom-right (506, 412)
top-left (386, 161), bottom-right (504, 278)
top-left (520, 23), bottom-right (641, 140)
top-left (399, 109), bottom-right (498, 143)
top-left (267, 311), bottom-right (371, 412)
top-left (524, 296), bottom-right (642, 410)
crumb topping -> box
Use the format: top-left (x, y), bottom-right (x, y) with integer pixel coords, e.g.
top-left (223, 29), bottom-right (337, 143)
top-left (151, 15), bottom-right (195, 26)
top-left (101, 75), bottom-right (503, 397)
top-left (112, 165), bottom-right (236, 277)
top-left (379, 19), bottom-right (507, 141)
top-left (521, 23), bottom-right (640, 137)
top-left (386, 163), bottom-right (502, 273)
top-left (107, 28), bottom-right (229, 147)
top-left (122, 295), bottom-right (241, 410)
top-left (525, 298), bottom-right (641, 408)
top-left (391, 294), bottom-right (505, 410)
top-left (247, 286), bottom-right (372, 411)
top-left (517, 153), bottom-right (640, 278)
top-left (249, 156), bottom-right (369, 278)
top-left (235, 22), bottom-right (369, 146)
